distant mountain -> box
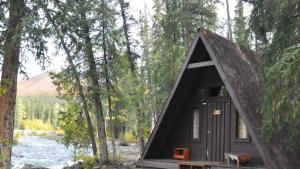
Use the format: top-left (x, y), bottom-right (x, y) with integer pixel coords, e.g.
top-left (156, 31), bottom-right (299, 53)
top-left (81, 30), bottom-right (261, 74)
top-left (17, 72), bottom-right (57, 96)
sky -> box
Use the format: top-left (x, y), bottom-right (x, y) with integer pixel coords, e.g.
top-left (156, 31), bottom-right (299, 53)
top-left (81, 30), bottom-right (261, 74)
top-left (19, 0), bottom-right (251, 80)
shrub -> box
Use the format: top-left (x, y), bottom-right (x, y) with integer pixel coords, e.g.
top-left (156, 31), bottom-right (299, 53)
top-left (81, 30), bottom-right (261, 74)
top-left (19, 119), bottom-right (54, 130)
top-left (124, 131), bottom-right (136, 143)
top-left (75, 152), bottom-right (97, 169)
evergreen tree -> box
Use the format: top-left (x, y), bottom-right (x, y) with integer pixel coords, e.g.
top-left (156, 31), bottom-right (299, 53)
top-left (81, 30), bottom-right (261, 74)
top-left (42, 2), bottom-right (99, 156)
top-left (234, 0), bottom-right (250, 47)
top-left (41, 0), bottom-right (117, 163)
top-left (0, 1), bottom-right (25, 167)
top-left (139, 9), bottom-right (157, 129)
top-left (149, 0), bottom-right (218, 114)
top-left (0, 0), bottom-right (51, 166)
top-left (248, 0), bottom-right (300, 168)
top-left (14, 98), bottom-right (27, 129)
top-left (119, 0), bottom-right (146, 150)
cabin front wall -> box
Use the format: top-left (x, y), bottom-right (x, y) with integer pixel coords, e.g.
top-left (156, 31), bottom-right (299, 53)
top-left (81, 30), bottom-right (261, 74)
top-left (153, 67), bottom-right (264, 167)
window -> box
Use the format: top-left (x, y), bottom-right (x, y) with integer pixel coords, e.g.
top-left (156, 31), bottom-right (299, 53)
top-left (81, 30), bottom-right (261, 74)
top-left (192, 109), bottom-right (200, 139)
top-left (236, 113), bottom-right (248, 139)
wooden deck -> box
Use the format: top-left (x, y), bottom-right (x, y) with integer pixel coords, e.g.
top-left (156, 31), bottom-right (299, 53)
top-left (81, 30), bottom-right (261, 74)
top-left (137, 159), bottom-right (266, 169)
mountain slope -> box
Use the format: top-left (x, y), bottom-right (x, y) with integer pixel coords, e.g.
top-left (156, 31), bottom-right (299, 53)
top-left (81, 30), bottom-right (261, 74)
top-left (17, 72), bottom-right (57, 96)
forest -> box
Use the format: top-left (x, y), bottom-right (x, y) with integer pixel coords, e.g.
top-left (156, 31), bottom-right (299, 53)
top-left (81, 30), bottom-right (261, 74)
top-left (0, 0), bottom-right (299, 169)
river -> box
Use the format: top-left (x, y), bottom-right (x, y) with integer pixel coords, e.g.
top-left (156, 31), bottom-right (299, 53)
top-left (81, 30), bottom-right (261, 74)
top-left (12, 136), bottom-right (76, 169)
top-left (12, 135), bottom-right (140, 169)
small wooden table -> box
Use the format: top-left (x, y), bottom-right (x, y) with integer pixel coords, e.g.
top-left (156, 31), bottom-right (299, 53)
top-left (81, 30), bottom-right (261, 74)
top-left (224, 153), bottom-right (251, 167)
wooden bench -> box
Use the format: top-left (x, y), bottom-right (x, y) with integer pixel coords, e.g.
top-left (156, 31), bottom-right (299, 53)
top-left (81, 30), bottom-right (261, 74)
top-left (173, 148), bottom-right (189, 160)
top-left (224, 153), bottom-right (251, 167)
top-left (179, 161), bottom-right (208, 169)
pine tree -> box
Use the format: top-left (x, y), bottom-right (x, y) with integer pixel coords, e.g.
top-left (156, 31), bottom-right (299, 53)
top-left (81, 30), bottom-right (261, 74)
top-left (102, 21), bottom-right (117, 162)
top-left (81, 8), bottom-right (110, 165)
top-left (44, 0), bottom-right (110, 163)
top-left (234, 0), bottom-right (250, 47)
top-left (0, 1), bottom-right (25, 168)
top-left (0, 0), bottom-right (51, 165)
top-left (248, 0), bottom-right (300, 168)
top-left (119, 0), bottom-right (146, 151)
top-left (139, 8), bottom-right (157, 129)
top-left (149, 0), bottom-right (218, 113)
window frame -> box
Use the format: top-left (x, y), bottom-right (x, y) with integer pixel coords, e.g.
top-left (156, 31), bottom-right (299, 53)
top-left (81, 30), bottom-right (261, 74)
top-left (190, 107), bottom-right (201, 142)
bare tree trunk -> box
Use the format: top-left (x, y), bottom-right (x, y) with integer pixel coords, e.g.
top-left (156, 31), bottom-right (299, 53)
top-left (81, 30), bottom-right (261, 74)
top-left (0, 0), bottom-right (24, 168)
top-left (184, 0), bottom-right (193, 49)
top-left (119, 0), bottom-right (145, 151)
top-left (226, 0), bottom-right (233, 40)
top-left (44, 10), bottom-right (98, 157)
top-left (81, 11), bottom-right (109, 164)
top-left (86, 43), bottom-right (109, 164)
top-left (119, 0), bottom-right (136, 72)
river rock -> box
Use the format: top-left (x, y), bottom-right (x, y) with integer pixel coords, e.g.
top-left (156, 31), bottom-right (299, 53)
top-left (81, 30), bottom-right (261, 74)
top-left (63, 161), bottom-right (84, 169)
top-left (116, 140), bottom-right (129, 146)
top-left (22, 164), bottom-right (49, 169)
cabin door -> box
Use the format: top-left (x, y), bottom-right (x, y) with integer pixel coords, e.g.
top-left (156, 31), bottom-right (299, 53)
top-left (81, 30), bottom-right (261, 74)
top-left (206, 98), bottom-right (230, 162)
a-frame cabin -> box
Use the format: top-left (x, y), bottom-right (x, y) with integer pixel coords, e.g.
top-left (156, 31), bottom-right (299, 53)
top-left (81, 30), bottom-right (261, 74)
top-left (138, 29), bottom-right (268, 169)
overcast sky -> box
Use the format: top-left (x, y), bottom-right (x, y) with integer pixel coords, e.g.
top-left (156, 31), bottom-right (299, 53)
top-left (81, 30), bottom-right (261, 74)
top-left (19, 0), bottom-right (251, 80)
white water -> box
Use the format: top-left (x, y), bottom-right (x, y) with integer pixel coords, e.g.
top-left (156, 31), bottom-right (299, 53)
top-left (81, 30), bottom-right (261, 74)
top-left (11, 135), bottom-right (140, 169)
top-left (12, 136), bottom-right (76, 169)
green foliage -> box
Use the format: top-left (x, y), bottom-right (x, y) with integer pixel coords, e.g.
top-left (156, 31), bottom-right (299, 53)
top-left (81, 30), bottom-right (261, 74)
top-left (50, 69), bottom-right (96, 156)
top-left (250, 0), bottom-right (300, 53)
top-left (261, 46), bottom-right (300, 152)
top-left (148, 0), bottom-right (219, 113)
top-left (20, 0), bottom-right (52, 70)
top-left (58, 103), bottom-right (90, 149)
top-left (19, 119), bottom-right (54, 131)
top-left (234, 0), bottom-right (250, 48)
top-left (249, 0), bottom-right (300, 155)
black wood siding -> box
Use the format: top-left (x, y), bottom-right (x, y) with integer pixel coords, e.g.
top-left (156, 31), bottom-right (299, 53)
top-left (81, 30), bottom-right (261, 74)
top-left (150, 67), bottom-right (264, 167)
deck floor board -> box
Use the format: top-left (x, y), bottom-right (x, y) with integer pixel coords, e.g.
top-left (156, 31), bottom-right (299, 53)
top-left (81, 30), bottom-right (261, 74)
top-left (137, 159), bottom-right (266, 169)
